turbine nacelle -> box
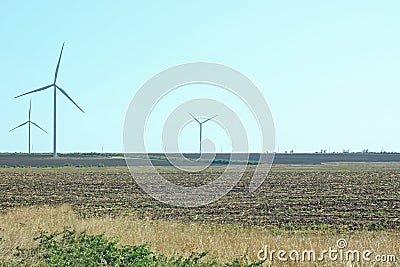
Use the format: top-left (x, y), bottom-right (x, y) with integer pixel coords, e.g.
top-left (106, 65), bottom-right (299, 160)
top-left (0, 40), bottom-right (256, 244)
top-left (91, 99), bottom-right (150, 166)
top-left (189, 113), bottom-right (217, 125)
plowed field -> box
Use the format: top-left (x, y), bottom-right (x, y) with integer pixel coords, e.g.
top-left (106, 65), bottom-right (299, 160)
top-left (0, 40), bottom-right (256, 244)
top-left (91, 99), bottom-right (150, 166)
top-left (1, 165), bottom-right (399, 231)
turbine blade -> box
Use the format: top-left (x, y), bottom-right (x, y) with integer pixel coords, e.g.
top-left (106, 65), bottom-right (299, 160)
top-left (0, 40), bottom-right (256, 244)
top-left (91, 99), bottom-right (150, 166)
top-left (56, 85), bottom-right (85, 113)
top-left (31, 121), bottom-right (48, 134)
top-left (14, 84), bottom-right (53, 98)
top-left (54, 42), bottom-right (65, 84)
top-left (9, 121), bottom-right (28, 132)
top-left (188, 112), bottom-right (200, 123)
top-left (202, 115), bottom-right (217, 124)
top-left (29, 99), bottom-right (32, 121)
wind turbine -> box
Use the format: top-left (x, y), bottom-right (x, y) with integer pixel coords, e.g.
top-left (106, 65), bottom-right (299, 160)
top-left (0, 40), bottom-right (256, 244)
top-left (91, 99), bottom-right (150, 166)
top-left (14, 43), bottom-right (84, 158)
top-left (189, 113), bottom-right (217, 154)
top-left (10, 99), bottom-right (47, 154)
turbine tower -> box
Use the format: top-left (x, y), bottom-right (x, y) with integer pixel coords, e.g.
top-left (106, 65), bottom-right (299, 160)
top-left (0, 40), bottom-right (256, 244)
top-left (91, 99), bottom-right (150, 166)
top-left (10, 99), bottom-right (47, 154)
top-left (15, 43), bottom-right (84, 158)
top-left (189, 113), bottom-right (217, 154)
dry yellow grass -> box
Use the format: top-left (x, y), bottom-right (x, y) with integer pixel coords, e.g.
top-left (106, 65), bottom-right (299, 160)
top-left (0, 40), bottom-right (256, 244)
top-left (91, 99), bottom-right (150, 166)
top-left (0, 205), bottom-right (399, 266)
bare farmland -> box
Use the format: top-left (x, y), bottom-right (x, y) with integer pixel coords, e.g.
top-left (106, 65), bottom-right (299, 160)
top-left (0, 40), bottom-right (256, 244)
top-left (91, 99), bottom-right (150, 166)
top-left (0, 165), bottom-right (399, 231)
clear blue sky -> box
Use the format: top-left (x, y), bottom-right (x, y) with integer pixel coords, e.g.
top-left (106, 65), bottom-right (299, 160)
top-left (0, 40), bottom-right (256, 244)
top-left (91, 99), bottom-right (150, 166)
top-left (1, 1), bottom-right (399, 153)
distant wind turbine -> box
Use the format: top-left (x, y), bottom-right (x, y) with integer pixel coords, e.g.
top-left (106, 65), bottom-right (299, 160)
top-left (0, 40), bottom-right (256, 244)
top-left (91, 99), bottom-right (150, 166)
top-left (10, 99), bottom-right (47, 154)
top-left (189, 113), bottom-right (217, 154)
top-left (14, 43), bottom-right (84, 158)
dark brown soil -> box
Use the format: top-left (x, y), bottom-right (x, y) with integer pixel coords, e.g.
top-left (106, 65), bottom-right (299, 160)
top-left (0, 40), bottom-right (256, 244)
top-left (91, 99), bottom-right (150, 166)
top-left (0, 165), bottom-right (399, 231)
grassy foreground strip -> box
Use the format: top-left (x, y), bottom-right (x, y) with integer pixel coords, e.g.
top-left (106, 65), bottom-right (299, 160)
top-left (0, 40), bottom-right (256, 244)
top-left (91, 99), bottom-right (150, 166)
top-left (0, 206), bottom-right (263, 266)
top-left (0, 205), bottom-right (399, 266)
top-left (1, 228), bottom-right (260, 266)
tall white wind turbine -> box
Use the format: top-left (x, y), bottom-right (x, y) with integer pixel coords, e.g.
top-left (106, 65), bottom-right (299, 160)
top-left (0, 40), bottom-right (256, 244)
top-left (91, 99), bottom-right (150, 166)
top-left (14, 43), bottom-right (84, 158)
top-left (10, 99), bottom-right (47, 153)
top-left (189, 113), bottom-right (217, 154)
